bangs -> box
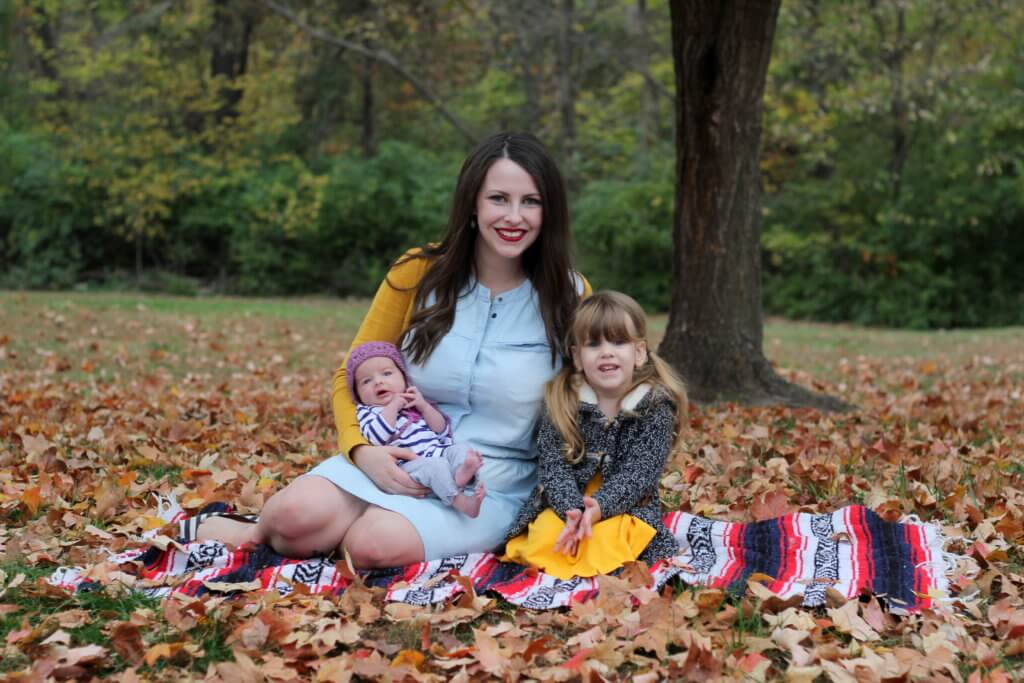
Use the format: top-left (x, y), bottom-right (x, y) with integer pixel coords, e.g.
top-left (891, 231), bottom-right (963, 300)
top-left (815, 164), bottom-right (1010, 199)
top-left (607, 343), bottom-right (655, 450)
top-left (572, 294), bottom-right (645, 345)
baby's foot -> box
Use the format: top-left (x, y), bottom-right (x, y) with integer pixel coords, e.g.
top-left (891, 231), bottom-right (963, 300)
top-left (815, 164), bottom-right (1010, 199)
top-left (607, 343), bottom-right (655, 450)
top-left (452, 483), bottom-right (486, 518)
top-left (454, 449), bottom-right (483, 488)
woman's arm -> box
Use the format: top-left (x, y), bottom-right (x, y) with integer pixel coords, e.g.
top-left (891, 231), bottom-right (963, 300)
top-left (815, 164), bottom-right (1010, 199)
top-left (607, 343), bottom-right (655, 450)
top-left (332, 252), bottom-right (432, 496)
top-left (591, 399), bottom-right (675, 519)
top-left (332, 252), bottom-right (429, 457)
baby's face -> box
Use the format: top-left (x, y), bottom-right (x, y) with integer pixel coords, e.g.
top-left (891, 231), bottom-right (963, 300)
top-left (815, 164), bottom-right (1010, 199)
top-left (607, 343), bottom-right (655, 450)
top-left (355, 356), bottom-right (407, 406)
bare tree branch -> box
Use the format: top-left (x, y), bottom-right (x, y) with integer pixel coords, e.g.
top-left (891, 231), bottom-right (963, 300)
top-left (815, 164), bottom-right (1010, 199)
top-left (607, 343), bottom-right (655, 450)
top-left (95, 1), bottom-right (176, 50)
top-left (260, 0), bottom-right (478, 146)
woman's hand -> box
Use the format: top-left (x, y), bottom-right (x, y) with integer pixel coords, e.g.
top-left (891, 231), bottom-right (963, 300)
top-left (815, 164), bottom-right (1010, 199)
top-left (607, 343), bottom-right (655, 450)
top-left (351, 445), bottom-right (430, 497)
top-left (554, 509), bottom-right (583, 556)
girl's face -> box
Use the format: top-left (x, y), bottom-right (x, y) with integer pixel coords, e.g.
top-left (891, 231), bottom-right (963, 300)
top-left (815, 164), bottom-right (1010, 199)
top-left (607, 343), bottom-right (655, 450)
top-left (355, 357), bottom-right (408, 406)
top-left (473, 159), bottom-right (543, 273)
top-left (572, 321), bottom-right (648, 403)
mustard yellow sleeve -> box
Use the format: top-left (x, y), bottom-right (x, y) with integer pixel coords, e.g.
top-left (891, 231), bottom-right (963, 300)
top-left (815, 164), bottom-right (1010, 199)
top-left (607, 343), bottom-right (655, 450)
top-left (578, 272), bottom-right (592, 297)
top-left (332, 252), bottom-right (430, 458)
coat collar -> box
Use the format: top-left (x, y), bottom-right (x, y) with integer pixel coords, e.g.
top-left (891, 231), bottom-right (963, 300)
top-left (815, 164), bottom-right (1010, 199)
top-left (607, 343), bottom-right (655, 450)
top-left (578, 382), bottom-right (652, 413)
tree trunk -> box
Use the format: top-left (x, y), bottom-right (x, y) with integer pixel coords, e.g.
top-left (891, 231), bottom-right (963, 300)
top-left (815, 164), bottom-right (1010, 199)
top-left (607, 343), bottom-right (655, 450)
top-left (556, 0), bottom-right (576, 175)
top-left (660, 0), bottom-right (849, 411)
top-left (211, 0), bottom-right (255, 124)
top-left (632, 0), bottom-right (660, 167)
top-left (135, 229), bottom-right (143, 288)
top-left (360, 56), bottom-right (376, 158)
top-left (885, 4), bottom-right (908, 199)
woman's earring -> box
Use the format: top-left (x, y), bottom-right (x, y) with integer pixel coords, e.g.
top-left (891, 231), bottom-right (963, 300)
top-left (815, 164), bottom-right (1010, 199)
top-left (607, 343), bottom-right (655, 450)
top-left (469, 215), bottom-right (478, 230)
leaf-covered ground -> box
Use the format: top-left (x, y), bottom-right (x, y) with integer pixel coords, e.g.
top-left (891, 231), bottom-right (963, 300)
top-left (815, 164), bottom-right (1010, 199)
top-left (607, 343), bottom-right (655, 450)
top-left (1, 291), bottom-right (1023, 682)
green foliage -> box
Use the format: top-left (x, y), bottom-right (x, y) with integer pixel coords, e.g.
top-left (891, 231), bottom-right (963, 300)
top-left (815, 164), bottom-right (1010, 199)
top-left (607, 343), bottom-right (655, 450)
top-left (316, 141), bottom-right (455, 296)
top-left (2, 0), bottom-right (1022, 327)
top-left (761, 0), bottom-right (1024, 328)
top-left (574, 174), bottom-right (674, 312)
top-left (0, 120), bottom-right (104, 288)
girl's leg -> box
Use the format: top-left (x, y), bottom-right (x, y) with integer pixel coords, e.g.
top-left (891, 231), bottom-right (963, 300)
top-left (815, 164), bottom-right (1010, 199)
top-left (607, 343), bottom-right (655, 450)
top-left (341, 505), bottom-right (425, 569)
top-left (196, 475), bottom-right (367, 558)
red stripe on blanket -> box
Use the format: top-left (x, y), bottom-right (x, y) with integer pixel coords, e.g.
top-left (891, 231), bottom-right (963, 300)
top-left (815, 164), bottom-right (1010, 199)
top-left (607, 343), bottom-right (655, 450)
top-left (771, 514), bottom-right (801, 596)
top-left (845, 507), bottom-right (862, 598)
top-left (716, 522), bottom-right (744, 590)
top-left (908, 523), bottom-right (932, 609)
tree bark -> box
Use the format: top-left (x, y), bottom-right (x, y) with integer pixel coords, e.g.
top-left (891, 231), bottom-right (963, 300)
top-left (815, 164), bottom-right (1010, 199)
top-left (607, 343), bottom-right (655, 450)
top-left (556, 0), bottom-right (576, 172)
top-left (360, 56), bottom-right (376, 157)
top-left (211, 0), bottom-right (255, 125)
top-left (631, 0), bottom-right (660, 165)
top-left (660, 0), bottom-right (850, 411)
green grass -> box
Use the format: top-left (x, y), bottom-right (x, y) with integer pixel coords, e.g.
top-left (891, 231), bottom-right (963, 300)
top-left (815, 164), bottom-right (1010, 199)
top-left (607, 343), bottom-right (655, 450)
top-left (1, 290), bottom-right (368, 323)
top-left (0, 561), bottom-right (158, 664)
top-left (133, 464), bottom-right (183, 485)
top-left (4, 292), bottom-right (1021, 386)
top-left (0, 559), bottom-right (234, 676)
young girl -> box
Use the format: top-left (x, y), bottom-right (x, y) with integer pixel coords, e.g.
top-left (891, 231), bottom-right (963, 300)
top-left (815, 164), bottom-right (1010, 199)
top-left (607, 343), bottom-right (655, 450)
top-left (503, 291), bottom-right (687, 579)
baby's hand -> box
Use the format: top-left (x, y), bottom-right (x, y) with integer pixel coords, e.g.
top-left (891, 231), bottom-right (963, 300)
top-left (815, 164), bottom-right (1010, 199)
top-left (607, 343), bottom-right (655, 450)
top-left (387, 392), bottom-right (410, 410)
top-left (401, 386), bottom-right (426, 411)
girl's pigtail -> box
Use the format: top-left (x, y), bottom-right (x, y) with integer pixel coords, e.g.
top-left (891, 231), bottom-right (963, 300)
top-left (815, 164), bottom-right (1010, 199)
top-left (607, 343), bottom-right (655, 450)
top-left (646, 352), bottom-right (689, 452)
top-left (543, 367), bottom-right (585, 464)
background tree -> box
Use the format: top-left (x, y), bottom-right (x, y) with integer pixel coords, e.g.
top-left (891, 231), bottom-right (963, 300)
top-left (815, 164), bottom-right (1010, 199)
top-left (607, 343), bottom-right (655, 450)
top-left (761, 0), bottom-right (1024, 328)
top-left (1, 0), bottom-right (1020, 330)
top-left (658, 0), bottom-right (848, 409)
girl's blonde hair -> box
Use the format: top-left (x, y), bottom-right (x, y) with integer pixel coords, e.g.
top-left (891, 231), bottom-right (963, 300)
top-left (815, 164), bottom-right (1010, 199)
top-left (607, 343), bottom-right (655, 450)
top-left (545, 291), bottom-right (688, 463)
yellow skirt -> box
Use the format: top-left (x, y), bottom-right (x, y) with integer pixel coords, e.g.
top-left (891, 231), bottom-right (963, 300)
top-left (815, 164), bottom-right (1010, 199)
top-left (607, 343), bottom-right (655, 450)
top-left (503, 474), bottom-right (656, 580)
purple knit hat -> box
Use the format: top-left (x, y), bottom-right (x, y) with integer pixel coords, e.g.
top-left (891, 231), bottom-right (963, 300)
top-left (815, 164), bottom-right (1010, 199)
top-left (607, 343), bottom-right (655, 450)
top-left (345, 341), bottom-right (410, 402)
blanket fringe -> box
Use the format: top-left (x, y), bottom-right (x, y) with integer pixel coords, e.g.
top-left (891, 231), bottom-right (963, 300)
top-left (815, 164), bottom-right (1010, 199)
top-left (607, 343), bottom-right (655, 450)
top-left (902, 512), bottom-right (980, 610)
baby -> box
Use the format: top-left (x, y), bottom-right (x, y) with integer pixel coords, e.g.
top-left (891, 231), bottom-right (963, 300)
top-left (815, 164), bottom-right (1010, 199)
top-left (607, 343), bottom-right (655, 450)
top-left (346, 341), bottom-right (486, 517)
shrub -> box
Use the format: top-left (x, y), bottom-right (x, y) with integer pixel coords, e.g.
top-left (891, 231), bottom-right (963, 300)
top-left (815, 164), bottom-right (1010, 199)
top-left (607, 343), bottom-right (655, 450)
top-left (573, 178), bottom-right (674, 312)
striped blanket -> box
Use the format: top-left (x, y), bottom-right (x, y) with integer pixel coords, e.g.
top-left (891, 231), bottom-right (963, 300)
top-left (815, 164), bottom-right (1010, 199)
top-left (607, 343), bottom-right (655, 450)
top-left (50, 502), bottom-right (956, 613)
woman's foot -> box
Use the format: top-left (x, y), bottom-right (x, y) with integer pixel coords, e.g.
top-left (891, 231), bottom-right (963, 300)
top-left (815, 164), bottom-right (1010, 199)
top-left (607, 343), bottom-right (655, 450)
top-left (454, 449), bottom-right (483, 487)
top-left (451, 483), bottom-right (486, 518)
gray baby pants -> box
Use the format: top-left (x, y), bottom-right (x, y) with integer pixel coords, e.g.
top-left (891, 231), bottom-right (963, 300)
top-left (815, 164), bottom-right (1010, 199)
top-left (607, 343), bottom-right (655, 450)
top-left (400, 443), bottom-right (474, 505)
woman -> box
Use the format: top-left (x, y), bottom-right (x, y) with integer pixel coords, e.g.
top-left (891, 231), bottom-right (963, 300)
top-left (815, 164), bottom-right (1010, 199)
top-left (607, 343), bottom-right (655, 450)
top-left (198, 132), bottom-right (589, 567)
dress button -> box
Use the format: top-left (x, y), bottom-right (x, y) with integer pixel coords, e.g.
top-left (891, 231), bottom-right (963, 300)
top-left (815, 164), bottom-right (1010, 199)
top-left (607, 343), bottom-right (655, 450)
top-left (491, 313), bottom-right (497, 319)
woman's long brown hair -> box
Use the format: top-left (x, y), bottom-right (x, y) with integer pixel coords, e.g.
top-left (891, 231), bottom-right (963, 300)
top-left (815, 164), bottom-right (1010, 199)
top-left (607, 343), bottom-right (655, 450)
top-left (395, 132), bottom-right (578, 366)
top-left (545, 291), bottom-right (688, 464)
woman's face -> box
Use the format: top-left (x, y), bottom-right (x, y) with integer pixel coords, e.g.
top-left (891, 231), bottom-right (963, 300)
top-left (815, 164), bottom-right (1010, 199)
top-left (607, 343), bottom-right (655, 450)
top-left (473, 159), bottom-right (543, 272)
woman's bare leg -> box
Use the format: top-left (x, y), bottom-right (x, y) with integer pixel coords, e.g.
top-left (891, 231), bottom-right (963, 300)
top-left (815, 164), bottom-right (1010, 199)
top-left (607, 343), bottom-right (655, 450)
top-left (196, 476), bottom-right (367, 558)
top-left (195, 516), bottom-right (259, 548)
top-left (342, 505), bottom-right (425, 569)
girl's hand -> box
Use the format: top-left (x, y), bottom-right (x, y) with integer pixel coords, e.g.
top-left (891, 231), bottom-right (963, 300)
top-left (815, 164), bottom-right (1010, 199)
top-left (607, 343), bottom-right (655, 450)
top-left (401, 386), bottom-right (426, 411)
top-left (554, 509), bottom-right (583, 556)
top-left (351, 445), bottom-right (430, 497)
top-left (576, 496), bottom-right (602, 542)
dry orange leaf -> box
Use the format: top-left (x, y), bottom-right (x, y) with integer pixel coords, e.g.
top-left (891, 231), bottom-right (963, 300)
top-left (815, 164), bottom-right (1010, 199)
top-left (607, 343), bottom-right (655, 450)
top-left (19, 486), bottom-right (42, 516)
top-left (143, 641), bottom-right (185, 667)
top-left (390, 649), bottom-right (425, 670)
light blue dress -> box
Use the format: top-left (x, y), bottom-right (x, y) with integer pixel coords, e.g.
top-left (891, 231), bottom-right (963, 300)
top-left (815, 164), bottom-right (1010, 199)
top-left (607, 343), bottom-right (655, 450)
top-left (307, 276), bottom-right (567, 559)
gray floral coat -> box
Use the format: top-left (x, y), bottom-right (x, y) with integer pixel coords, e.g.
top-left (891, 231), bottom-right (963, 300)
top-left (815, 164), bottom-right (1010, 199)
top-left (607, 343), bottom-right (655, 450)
top-left (504, 382), bottom-right (680, 565)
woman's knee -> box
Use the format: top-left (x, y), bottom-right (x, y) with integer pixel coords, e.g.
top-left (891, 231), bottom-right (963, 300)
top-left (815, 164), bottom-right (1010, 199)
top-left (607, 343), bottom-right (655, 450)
top-left (261, 476), bottom-right (355, 539)
top-left (343, 510), bottom-right (424, 569)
